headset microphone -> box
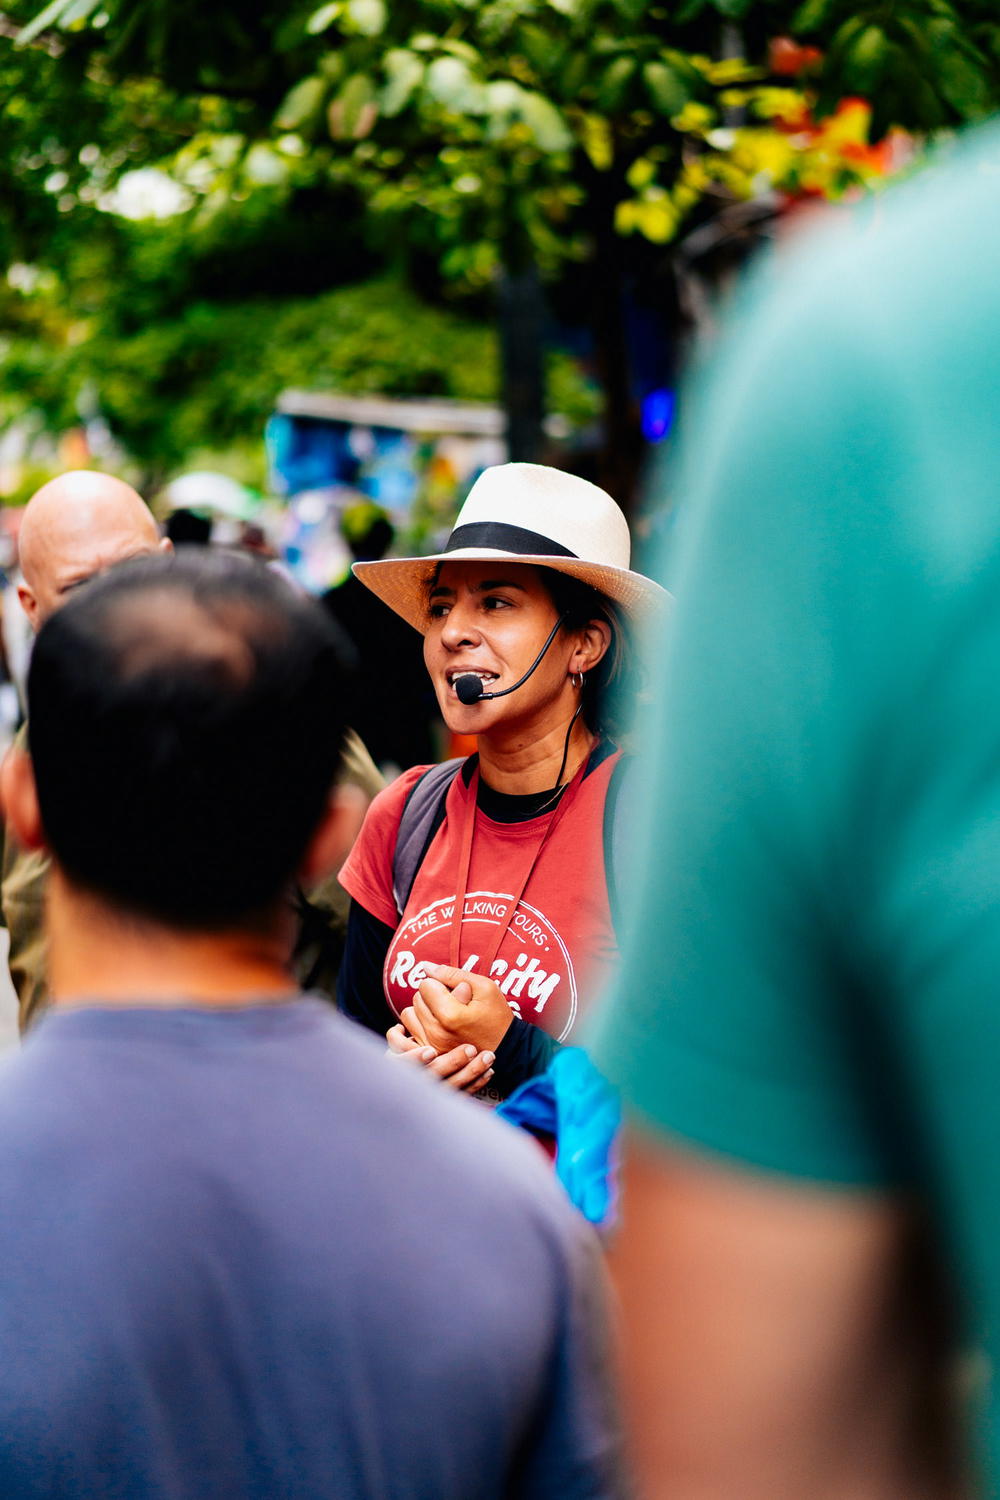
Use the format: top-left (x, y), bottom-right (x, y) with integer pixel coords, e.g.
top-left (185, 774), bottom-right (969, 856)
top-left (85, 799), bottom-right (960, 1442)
top-left (453, 613), bottom-right (569, 706)
top-left (455, 673), bottom-right (489, 705)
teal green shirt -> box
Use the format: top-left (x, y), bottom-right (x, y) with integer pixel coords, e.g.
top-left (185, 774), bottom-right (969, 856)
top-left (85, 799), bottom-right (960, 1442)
top-left (590, 118), bottom-right (1000, 1470)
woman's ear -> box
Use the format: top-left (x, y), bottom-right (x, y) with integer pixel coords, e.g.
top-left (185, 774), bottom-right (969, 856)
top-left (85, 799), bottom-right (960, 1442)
top-left (0, 747), bottom-right (45, 852)
top-left (571, 618), bottom-right (612, 676)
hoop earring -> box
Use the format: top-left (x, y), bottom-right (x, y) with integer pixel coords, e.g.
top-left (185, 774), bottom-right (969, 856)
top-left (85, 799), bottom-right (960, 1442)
top-left (572, 671), bottom-right (584, 690)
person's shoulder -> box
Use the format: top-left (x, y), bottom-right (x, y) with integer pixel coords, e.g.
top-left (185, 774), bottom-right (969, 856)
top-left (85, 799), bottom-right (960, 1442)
top-left (340, 765), bottom-right (442, 917)
top-left (364, 763), bottom-right (440, 827)
top-left (0, 1022), bottom-right (71, 1143)
top-left (835, 120), bottom-right (1000, 294)
top-left (326, 1007), bottom-right (582, 1238)
top-left (584, 740), bottom-right (624, 784)
top-left (0, 1002), bottom-right (588, 1286)
top-left (729, 122), bottom-right (1000, 375)
top-left (674, 126), bottom-right (1000, 564)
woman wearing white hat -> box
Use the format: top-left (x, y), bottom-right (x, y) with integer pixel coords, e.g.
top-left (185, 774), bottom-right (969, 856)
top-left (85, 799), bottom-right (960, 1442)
top-left (337, 462), bottom-right (667, 1099)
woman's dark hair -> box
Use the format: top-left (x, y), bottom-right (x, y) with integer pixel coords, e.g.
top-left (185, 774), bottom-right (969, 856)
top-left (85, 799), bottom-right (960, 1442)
top-left (28, 548), bottom-right (354, 931)
top-left (540, 568), bottom-right (637, 740)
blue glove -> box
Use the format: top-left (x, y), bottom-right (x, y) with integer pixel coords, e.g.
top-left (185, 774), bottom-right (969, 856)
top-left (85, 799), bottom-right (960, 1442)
top-left (498, 1048), bottom-right (621, 1228)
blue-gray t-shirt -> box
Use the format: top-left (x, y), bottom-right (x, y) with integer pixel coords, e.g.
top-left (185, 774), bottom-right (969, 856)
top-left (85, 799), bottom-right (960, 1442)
top-left (0, 999), bottom-right (620, 1499)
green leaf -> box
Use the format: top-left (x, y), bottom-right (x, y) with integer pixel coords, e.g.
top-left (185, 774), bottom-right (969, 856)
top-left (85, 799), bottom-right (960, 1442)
top-left (486, 79), bottom-right (523, 113)
top-left (243, 143), bottom-right (289, 186)
top-left (519, 24), bottom-right (561, 77)
top-left (712, 0), bottom-right (752, 17)
top-left (643, 59), bottom-right (691, 115)
top-left (519, 92), bottom-right (573, 152)
top-left (705, 56), bottom-right (762, 84)
top-left (319, 51), bottom-right (346, 82)
top-left (933, 42), bottom-right (994, 118)
top-left (612, 0), bottom-right (647, 21)
top-left (274, 75), bottom-right (327, 131)
top-left (439, 39), bottom-right (480, 63)
top-left (625, 190), bottom-right (679, 243)
top-left (844, 24), bottom-right (887, 92)
top-left (547, 0), bottom-right (581, 14)
top-left (598, 56), bottom-right (636, 111)
top-left (579, 113), bottom-right (614, 168)
top-left (346, 0), bottom-right (386, 37)
top-left (381, 49), bottom-right (424, 116)
top-left (827, 14), bottom-right (865, 54)
top-left (331, 72), bottom-right (375, 137)
top-left (559, 51), bottom-right (589, 98)
top-left (426, 56), bottom-right (482, 112)
top-left (791, 0), bottom-right (838, 35)
top-left (626, 155), bottom-right (656, 189)
top-left (305, 2), bottom-right (342, 35)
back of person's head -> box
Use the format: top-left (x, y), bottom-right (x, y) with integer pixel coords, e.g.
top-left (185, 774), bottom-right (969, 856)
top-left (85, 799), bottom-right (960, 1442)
top-left (27, 549), bottom-right (353, 930)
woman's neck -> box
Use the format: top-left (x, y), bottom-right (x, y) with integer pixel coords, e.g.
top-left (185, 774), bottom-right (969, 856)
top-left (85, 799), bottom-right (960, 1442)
top-left (477, 716), bottom-right (596, 795)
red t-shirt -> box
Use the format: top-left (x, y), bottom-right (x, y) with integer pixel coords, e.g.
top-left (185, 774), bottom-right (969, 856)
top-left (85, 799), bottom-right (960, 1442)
top-left (339, 754), bottom-right (621, 1045)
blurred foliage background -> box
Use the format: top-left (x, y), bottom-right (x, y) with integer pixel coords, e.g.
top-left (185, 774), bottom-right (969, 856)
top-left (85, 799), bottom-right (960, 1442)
top-left (0, 0), bottom-right (999, 501)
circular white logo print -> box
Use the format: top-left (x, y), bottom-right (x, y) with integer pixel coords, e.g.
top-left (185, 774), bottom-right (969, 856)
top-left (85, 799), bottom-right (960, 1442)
top-left (384, 890), bottom-right (579, 1042)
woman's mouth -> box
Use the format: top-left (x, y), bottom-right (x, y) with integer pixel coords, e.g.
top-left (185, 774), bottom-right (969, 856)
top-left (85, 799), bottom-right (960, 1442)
top-left (445, 668), bottom-right (499, 695)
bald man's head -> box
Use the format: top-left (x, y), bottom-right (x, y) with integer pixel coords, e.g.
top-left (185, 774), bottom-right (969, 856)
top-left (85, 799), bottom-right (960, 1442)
top-left (17, 471), bottom-right (170, 630)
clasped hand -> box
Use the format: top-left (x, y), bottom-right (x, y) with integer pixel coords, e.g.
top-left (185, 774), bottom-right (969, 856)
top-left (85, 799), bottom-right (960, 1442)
top-left (385, 964), bottom-right (515, 1093)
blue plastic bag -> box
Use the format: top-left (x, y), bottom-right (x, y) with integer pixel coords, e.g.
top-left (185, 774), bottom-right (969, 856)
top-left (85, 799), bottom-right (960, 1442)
top-left (498, 1048), bottom-right (621, 1228)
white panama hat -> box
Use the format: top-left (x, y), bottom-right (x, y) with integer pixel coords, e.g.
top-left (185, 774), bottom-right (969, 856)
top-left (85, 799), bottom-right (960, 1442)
top-left (352, 462), bottom-right (669, 632)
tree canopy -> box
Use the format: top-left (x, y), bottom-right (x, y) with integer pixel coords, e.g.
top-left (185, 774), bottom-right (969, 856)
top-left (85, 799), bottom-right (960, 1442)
top-left (1, 0), bottom-right (999, 496)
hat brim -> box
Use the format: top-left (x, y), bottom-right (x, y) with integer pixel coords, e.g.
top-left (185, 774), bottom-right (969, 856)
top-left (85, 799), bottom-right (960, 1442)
top-left (353, 547), bottom-right (670, 634)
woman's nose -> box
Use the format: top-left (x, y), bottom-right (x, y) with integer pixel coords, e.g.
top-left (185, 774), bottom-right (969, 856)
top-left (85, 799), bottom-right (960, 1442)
top-left (440, 600), bottom-right (480, 649)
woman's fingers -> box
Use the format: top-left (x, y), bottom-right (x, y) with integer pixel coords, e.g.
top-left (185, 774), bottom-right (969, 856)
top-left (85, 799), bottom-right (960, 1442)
top-left (386, 1025), bottom-right (496, 1093)
top-left (398, 1007), bottom-right (430, 1047)
top-left (422, 963), bottom-right (474, 990)
top-left (385, 1024), bottom-right (435, 1063)
top-left (428, 1043), bottom-right (495, 1092)
top-left (385, 1024), bottom-right (412, 1053)
top-left (411, 989), bottom-right (464, 1045)
top-left (416, 975), bottom-right (468, 1026)
top-left (421, 965), bottom-right (478, 1007)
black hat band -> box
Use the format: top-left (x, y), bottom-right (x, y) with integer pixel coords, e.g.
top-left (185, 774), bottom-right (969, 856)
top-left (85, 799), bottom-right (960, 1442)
top-left (444, 522), bottom-right (578, 559)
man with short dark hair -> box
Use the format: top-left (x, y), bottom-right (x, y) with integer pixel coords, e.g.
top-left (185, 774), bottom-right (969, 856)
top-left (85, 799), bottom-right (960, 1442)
top-left (0, 550), bottom-right (620, 1499)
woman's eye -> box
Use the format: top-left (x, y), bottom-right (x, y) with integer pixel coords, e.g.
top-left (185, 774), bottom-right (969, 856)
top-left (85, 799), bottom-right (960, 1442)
top-left (428, 603), bottom-right (450, 619)
top-left (483, 595), bottom-right (512, 611)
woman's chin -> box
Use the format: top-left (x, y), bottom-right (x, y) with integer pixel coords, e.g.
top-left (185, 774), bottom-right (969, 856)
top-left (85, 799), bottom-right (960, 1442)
top-left (442, 701), bottom-right (485, 735)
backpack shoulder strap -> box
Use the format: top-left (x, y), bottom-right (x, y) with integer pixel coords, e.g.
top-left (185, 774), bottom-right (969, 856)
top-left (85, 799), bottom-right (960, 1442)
top-left (391, 758), bottom-right (466, 917)
top-left (602, 752), bottom-right (637, 939)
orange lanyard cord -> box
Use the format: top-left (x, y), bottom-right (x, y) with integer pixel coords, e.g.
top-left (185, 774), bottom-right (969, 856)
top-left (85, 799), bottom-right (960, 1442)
top-left (448, 753), bottom-right (590, 973)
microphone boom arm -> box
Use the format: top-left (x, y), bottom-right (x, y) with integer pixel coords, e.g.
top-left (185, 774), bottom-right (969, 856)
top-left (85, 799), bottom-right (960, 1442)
top-left (454, 612), bottom-right (569, 705)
